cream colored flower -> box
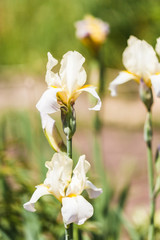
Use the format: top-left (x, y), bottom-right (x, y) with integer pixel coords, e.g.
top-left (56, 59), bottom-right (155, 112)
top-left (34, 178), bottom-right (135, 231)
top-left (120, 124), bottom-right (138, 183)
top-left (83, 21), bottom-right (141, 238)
top-left (75, 15), bottom-right (109, 46)
top-left (36, 51), bottom-right (101, 147)
top-left (109, 36), bottom-right (160, 97)
top-left (23, 153), bottom-right (102, 226)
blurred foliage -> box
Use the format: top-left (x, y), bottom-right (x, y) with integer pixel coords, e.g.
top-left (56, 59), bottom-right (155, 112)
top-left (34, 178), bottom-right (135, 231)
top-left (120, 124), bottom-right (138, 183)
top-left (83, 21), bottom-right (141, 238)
top-left (0, 110), bottom-right (159, 240)
top-left (0, 0), bottom-right (160, 73)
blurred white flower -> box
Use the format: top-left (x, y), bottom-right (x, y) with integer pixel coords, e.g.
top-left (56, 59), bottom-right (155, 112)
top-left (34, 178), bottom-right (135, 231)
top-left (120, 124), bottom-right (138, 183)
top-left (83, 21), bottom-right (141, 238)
top-left (109, 36), bottom-right (160, 97)
top-left (23, 153), bottom-right (102, 226)
top-left (75, 15), bottom-right (109, 47)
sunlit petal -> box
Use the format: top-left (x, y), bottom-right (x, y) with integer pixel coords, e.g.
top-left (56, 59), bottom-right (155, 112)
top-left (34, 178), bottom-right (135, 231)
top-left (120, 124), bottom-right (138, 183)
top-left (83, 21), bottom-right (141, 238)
top-left (123, 36), bottom-right (159, 80)
top-left (23, 185), bottom-right (50, 212)
top-left (66, 155), bottom-right (90, 196)
top-left (40, 113), bottom-right (66, 152)
top-left (150, 74), bottom-right (160, 97)
top-left (59, 51), bottom-right (86, 95)
top-left (44, 153), bottom-right (73, 200)
top-left (61, 195), bottom-right (93, 225)
top-left (109, 71), bottom-right (136, 96)
top-left (85, 180), bottom-right (103, 199)
top-left (77, 86), bottom-right (101, 111)
top-left (36, 88), bottom-right (60, 114)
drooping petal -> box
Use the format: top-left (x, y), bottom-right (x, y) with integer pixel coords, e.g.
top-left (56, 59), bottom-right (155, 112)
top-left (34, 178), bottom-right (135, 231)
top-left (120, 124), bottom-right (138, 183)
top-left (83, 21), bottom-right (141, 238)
top-left (85, 180), bottom-right (103, 199)
top-left (40, 113), bottom-right (66, 152)
top-left (109, 71), bottom-right (136, 96)
top-left (66, 155), bottom-right (90, 196)
top-left (44, 153), bottom-right (73, 200)
top-left (23, 185), bottom-right (50, 212)
top-left (150, 74), bottom-right (160, 97)
top-left (36, 88), bottom-right (60, 114)
top-left (59, 51), bottom-right (87, 95)
top-left (77, 86), bottom-right (101, 111)
top-left (61, 195), bottom-right (93, 225)
top-left (155, 37), bottom-right (160, 57)
top-left (123, 36), bottom-right (159, 80)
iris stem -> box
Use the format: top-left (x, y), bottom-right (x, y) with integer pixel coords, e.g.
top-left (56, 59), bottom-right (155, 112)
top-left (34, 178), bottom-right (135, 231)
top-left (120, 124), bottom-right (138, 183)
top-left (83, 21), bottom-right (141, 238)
top-left (94, 50), bottom-right (105, 132)
top-left (65, 136), bottom-right (73, 240)
top-left (145, 111), bottom-right (155, 240)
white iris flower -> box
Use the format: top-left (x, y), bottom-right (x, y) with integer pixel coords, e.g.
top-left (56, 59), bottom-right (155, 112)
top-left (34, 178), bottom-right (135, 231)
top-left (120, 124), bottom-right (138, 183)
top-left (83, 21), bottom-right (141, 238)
top-left (109, 36), bottom-right (160, 97)
top-left (36, 51), bottom-right (101, 149)
top-left (23, 153), bottom-right (102, 225)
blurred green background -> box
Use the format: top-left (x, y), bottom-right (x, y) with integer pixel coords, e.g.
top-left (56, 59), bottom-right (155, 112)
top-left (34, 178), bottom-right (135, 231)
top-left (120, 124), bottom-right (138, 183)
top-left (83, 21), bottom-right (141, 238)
top-left (0, 0), bottom-right (160, 73)
top-left (1, 0), bottom-right (160, 239)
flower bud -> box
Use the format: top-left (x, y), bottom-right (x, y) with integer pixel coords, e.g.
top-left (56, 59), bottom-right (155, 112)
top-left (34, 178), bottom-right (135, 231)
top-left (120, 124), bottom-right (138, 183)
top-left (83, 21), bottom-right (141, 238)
top-left (139, 78), bottom-right (153, 111)
top-left (61, 105), bottom-right (76, 139)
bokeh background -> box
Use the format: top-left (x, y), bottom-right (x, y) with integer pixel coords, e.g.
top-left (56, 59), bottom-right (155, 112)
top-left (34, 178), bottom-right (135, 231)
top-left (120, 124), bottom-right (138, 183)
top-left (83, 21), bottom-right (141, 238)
top-left (0, 0), bottom-right (160, 239)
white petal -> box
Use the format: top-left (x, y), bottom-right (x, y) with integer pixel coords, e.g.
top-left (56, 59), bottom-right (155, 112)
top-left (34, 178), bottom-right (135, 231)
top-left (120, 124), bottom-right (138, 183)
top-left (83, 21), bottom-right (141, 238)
top-left (45, 70), bottom-right (61, 87)
top-left (36, 88), bottom-right (60, 114)
top-left (61, 196), bottom-right (93, 225)
top-left (23, 185), bottom-right (50, 212)
top-left (77, 86), bottom-right (101, 111)
top-left (59, 51), bottom-right (87, 95)
top-left (150, 74), bottom-right (160, 97)
top-left (47, 52), bottom-right (58, 71)
top-left (123, 36), bottom-right (159, 80)
top-left (44, 153), bottom-right (73, 200)
top-left (66, 155), bottom-right (90, 196)
top-left (155, 37), bottom-right (160, 57)
top-left (109, 71), bottom-right (136, 96)
top-left (85, 180), bottom-right (103, 199)
top-left (40, 113), bottom-right (66, 152)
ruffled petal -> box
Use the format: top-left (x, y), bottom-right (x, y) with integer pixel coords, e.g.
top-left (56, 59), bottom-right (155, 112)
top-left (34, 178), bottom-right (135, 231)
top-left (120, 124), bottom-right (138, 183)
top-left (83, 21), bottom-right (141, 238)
top-left (40, 113), bottom-right (66, 152)
top-left (23, 185), bottom-right (50, 212)
top-left (44, 153), bottom-right (73, 200)
top-left (77, 86), bottom-right (101, 111)
top-left (109, 71), bottom-right (136, 96)
top-left (45, 53), bottom-right (61, 87)
top-left (150, 74), bottom-right (160, 97)
top-left (85, 180), bottom-right (103, 199)
top-left (59, 51), bottom-right (87, 95)
top-left (46, 52), bottom-right (58, 71)
top-left (36, 88), bottom-right (60, 114)
top-left (123, 36), bottom-right (159, 80)
top-left (61, 195), bottom-right (93, 225)
top-left (66, 155), bottom-right (90, 196)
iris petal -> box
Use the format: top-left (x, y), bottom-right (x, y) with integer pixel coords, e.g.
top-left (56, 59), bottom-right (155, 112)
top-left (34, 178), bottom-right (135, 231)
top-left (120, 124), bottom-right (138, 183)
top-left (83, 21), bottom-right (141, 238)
top-left (61, 195), bottom-right (93, 225)
top-left (109, 71), bottom-right (137, 96)
top-left (85, 180), bottom-right (103, 198)
top-left (23, 185), bottom-right (50, 212)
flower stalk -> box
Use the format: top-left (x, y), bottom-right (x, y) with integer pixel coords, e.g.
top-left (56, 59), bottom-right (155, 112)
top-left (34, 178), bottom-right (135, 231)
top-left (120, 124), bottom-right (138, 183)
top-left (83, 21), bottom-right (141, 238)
top-left (141, 83), bottom-right (155, 240)
top-left (64, 106), bottom-right (74, 240)
top-left (144, 111), bottom-right (155, 240)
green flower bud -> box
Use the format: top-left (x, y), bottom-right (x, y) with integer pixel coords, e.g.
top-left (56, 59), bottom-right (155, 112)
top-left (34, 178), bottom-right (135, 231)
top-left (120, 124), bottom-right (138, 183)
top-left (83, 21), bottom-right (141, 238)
top-left (139, 79), bottom-right (153, 111)
top-left (61, 105), bottom-right (76, 140)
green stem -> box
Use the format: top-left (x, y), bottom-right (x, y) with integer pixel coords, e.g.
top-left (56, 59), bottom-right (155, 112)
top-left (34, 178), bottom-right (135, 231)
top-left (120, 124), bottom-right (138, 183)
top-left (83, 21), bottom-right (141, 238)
top-left (147, 143), bottom-right (155, 240)
top-left (94, 52), bottom-right (105, 132)
top-left (145, 111), bottom-right (155, 240)
top-left (67, 137), bottom-right (72, 158)
top-left (65, 137), bottom-right (73, 240)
